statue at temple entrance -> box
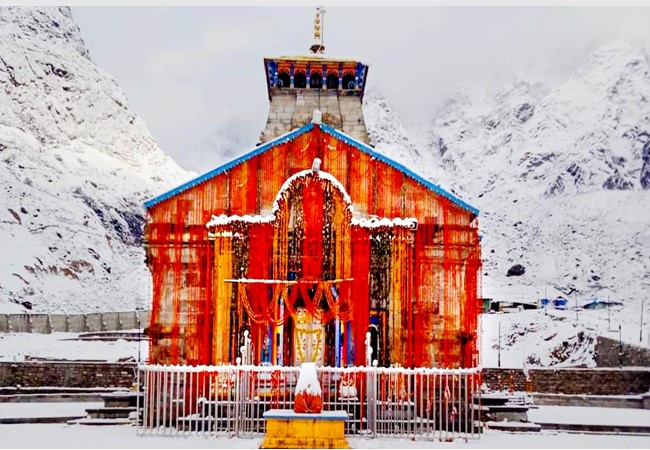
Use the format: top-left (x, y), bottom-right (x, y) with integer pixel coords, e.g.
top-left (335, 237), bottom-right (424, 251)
top-left (293, 307), bottom-right (325, 366)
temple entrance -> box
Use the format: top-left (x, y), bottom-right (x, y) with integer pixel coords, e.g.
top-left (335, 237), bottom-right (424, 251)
top-left (292, 307), bottom-right (325, 365)
top-left (211, 166), bottom-right (410, 368)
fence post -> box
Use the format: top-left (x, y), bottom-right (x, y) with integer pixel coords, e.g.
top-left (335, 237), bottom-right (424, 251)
top-left (370, 360), bottom-right (378, 438)
top-left (235, 357), bottom-right (241, 438)
top-left (363, 332), bottom-right (377, 438)
top-left (136, 364), bottom-right (142, 435)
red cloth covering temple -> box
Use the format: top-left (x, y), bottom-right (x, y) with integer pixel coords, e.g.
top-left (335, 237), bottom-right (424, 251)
top-left (143, 122), bottom-right (481, 369)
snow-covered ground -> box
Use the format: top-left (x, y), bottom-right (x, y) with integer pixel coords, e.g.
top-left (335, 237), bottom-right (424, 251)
top-left (0, 331), bottom-right (148, 362)
top-left (0, 402), bottom-right (102, 419)
top-left (1, 423), bottom-right (649, 449)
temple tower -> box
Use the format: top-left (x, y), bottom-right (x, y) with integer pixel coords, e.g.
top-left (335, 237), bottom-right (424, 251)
top-left (261, 8), bottom-right (370, 143)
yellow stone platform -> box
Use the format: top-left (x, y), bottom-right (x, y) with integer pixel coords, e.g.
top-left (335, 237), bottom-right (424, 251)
top-left (260, 409), bottom-right (350, 449)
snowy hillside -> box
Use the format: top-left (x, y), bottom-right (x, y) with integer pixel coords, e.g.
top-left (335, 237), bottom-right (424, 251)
top-left (0, 7), bottom-right (191, 313)
top-left (425, 40), bottom-right (650, 366)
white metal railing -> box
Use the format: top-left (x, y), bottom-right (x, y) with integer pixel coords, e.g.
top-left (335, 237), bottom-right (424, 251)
top-left (136, 363), bottom-right (481, 441)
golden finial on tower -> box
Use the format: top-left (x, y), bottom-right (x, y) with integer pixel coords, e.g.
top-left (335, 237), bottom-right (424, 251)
top-left (310, 7), bottom-right (326, 55)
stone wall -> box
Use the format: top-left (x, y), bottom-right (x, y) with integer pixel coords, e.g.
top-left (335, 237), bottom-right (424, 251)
top-left (261, 89), bottom-right (368, 144)
top-left (0, 310), bottom-right (150, 334)
top-left (595, 336), bottom-right (650, 367)
top-left (483, 367), bottom-right (650, 395)
top-left (0, 362), bottom-right (137, 388)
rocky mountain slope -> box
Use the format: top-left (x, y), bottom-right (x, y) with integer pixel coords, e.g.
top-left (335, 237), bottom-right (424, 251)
top-left (362, 85), bottom-right (429, 174)
top-left (0, 7), bottom-right (191, 313)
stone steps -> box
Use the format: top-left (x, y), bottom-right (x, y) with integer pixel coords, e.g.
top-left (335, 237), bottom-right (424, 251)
top-left (101, 391), bottom-right (142, 408)
top-left (0, 386), bottom-right (130, 396)
top-left (532, 393), bottom-right (650, 409)
top-left (1, 415), bottom-right (84, 424)
top-left (86, 406), bottom-right (136, 419)
top-left (486, 421), bottom-right (541, 432)
top-left (538, 422), bottom-right (650, 434)
top-left (67, 418), bottom-right (133, 426)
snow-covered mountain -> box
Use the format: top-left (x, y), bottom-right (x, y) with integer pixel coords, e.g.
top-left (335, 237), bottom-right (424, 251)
top-left (0, 7), bottom-right (191, 313)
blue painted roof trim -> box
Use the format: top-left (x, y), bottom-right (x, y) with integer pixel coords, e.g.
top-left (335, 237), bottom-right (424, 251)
top-left (319, 124), bottom-right (479, 216)
top-left (144, 124), bottom-right (315, 209)
top-left (144, 121), bottom-right (478, 217)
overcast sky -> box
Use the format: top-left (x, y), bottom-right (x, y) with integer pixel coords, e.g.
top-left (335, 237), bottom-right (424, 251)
top-left (70, 6), bottom-right (650, 174)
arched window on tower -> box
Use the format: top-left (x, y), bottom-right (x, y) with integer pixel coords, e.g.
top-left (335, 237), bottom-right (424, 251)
top-left (326, 73), bottom-right (339, 90)
top-left (277, 71), bottom-right (290, 88)
top-left (310, 71), bottom-right (323, 89)
top-left (342, 72), bottom-right (356, 90)
top-left (294, 71), bottom-right (307, 89)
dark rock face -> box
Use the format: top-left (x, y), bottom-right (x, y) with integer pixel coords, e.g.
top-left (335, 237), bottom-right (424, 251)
top-left (566, 163), bottom-right (585, 186)
top-left (545, 175), bottom-right (565, 197)
top-left (641, 163), bottom-right (650, 189)
top-left (515, 103), bottom-right (535, 123)
top-left (507, 264), bottom-right (526, 277)
top-left (438, 137), bottom-right (448, 156)
top-left (603, 170), bottom-right (634, 190)
top-left (641, 141), bottom-right (650, 189)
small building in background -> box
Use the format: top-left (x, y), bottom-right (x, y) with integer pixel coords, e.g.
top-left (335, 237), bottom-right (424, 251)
top-left (582, 299), bottom-right (623, 310)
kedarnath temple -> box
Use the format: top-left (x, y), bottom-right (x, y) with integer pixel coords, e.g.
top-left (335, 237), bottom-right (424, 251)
top-left (143, 10), bottom-right (482, 370)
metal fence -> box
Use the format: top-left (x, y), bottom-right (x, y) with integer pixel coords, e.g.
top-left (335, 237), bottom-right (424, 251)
top-left (137, 363), bottom-right (481, 441)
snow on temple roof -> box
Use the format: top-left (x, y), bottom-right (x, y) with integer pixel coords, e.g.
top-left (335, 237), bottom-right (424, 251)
top-left (144, 122), bottom-right (479, 217)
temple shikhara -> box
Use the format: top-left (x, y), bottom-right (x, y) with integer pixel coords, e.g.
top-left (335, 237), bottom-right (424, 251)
top-left (143, 11), bottom-right (482, 370)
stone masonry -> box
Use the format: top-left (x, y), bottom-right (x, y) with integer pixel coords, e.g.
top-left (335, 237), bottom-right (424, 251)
top-left (0, 361), bottom-right (137, 389)
top-left (483, 367), bottom-right (650, 395)
top-left (595, 336), bottom-right (650, 367)
top-left (261, 89), bottom-right (368, 144)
